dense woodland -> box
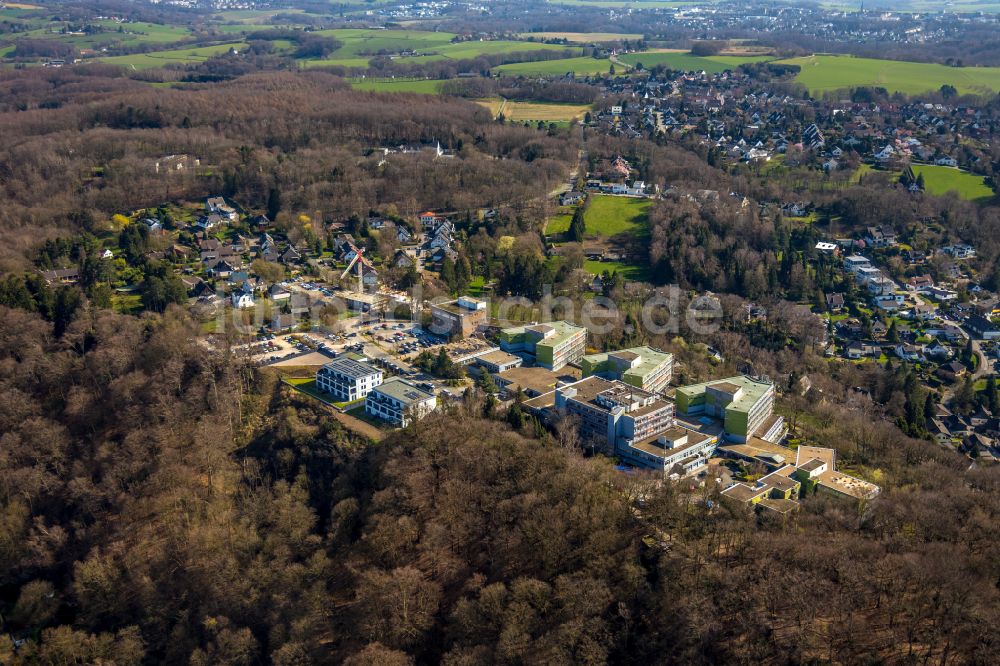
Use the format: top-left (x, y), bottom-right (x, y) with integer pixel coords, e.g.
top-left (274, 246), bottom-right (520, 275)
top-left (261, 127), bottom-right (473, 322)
top-left (1, 49), bottom-right (1000, 663)
top-left (0, 67), bottom-right (575, 269)
top-left (1, 305), bottom-right (999, 663)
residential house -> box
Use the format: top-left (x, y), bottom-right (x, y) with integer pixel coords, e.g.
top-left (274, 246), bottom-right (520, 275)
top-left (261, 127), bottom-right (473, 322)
top-left (843, 255), bottom-right (872, 273)
top-left (846, 341), bottom-right (880, 359)
top-left (231, 284), bottom-right (255, 309)
top-left (942, 244), bottom-right (976, 259)
top-left (206, 196), bottom-right (238, 221)
top-left (894, 343), bottom-right (925, 362)
top-left (826, 293), bottom-right (845, 311)
top-left (907, 274), bottom-right (935, 291)
top-left (865, 226), bottom-right (898, 248)
top-left (966, 315), bottom-right (1000, 340)
top-left (269, 284), bottom-right (291, 302)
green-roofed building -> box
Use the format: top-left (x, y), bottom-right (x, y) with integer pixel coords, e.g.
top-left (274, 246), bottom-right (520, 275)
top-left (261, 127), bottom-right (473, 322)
top-left (499, 320), bottom-right (587, 371)
top-left (675, 375), bottom-right (784, 443)
top-left (365, 377), bottom-right (437, 426)
top-left (581, 346), bottom-right (673, 393)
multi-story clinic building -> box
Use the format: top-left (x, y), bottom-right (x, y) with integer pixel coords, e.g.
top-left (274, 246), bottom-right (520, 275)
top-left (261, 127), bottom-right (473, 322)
top-left (316, 357), bottom-right (383, 402)
top-left (554, 377), bottom-right (674, 450)
top-left (674, 376), bottom-right (784, 443)
top-left (499, 320), bottom-right (587, 371)
top-left (365, 377), bottom-right (436, 426)
top-left (551, 376), bottom-right (716, 475)
top-left (580, 346), bottom-right (673, 393)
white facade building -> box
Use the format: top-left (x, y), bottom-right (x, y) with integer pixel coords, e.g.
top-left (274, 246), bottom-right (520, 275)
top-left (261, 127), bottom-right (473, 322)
top-left (316, 357), bottom-right (383, 402)
top-left (365, 377), bottom-right (436, 426)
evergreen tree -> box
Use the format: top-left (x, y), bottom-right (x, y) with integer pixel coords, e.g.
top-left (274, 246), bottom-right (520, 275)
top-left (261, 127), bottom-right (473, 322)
top-left (441, 256), bottom-right (457, 293)
top-left (986, 375), bottom-right (999, 413)
top-left (954, 375), bottom-right (977, 414)
top-left (961, 337), bottom-right (975, 370)
top-left (887, 319), bottom-right (899, 343)
top-left (568, 206), bottom-right (586, 243)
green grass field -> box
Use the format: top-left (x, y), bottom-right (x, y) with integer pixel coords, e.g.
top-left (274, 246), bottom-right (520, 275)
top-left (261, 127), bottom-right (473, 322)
top-left (302, 30), bottom-right (575, 69)
top-left (584, 260), bottom-right (649, 281)
top-left (351, 78), bottom-right (446, 93)
top-left (495, 56), bottom-right (613, 76)
top-left (97, 43), bottom-right (245, 69)
top-left (774, 55), bottom-right (1000, 96)
top-left (82, 28), bottom-right (576, 71)
top-left (583, 195), bottom-right (652, 238)
top-left (544, 210), bottom-right (575, 235)
top-left (619, 50), bottom-right (772, 73)
top-left (911, 165), bottom-right (995, 203)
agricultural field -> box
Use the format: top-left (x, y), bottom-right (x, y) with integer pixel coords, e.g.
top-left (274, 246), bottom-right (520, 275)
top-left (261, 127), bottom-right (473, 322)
top-left (774, 55), bottom-right (1000, 96)
top-left (505, 102), bottom-right (589, 122)
top-left (911, 165), bottom-right (995, 203)
top-left (494, 56), bottom-right (613, 76)
top-left (481, 98), bottom-right (591, 122)
top-left (0, 18), bottom-right (196, 60)
top-left (314, 28), bottom-right (457, 58)
top-left (618, 50), bottom-right (773, 73)
top-left (583, 195), bottom-right (652, 238)
top-left (300, 30), bottom-right (576, 68)
top-left (351, 79), bottom-right (447, 94)
top-left (518, 31), bottom-right (643, 43)
top-left (97, 43), bottom-right (245, 70)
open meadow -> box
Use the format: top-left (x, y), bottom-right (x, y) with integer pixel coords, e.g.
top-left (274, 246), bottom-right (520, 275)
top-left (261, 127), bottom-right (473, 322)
top-left (774, 54), bottom-right (1000, 96)
top-left (351, 79), bottom-right (447, 94)
top-left (584, 195), bottom-right (652, 238)
top-left (97, 43), bottom-right (245, 70)
top-left (911, 165), bottom-right (995, 203)
top-left (494, 56), bottom-right (612, 76)
top-left (618, 50), bottom-right (773, 73)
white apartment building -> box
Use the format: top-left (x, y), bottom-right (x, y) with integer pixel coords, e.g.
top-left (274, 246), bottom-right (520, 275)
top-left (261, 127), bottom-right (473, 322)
top-left (316, 357), bottom-right (383, 402)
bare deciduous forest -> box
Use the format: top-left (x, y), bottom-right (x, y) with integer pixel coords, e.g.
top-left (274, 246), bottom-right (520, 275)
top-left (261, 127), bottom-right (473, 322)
top-left (0, 57), bottom-right (999, 665)
top-left (1, 305), bottom-right (999, 663)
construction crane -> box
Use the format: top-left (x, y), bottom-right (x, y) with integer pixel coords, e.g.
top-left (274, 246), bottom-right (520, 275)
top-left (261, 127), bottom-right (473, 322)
top-left (340, 240), bottom-right (375, 293)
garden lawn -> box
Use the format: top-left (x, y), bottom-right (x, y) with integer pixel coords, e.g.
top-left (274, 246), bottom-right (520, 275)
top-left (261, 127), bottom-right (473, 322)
top-left (584, 260), bottom-right (649, 281)
top-left (583, 195), bottom-right (652, 238)
top-left (544, 211), bottom-right (574, 236)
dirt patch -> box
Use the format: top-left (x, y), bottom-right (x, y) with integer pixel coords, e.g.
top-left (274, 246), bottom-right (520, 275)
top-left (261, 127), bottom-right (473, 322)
top-left (331, 410), bottom-right (385, 442)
